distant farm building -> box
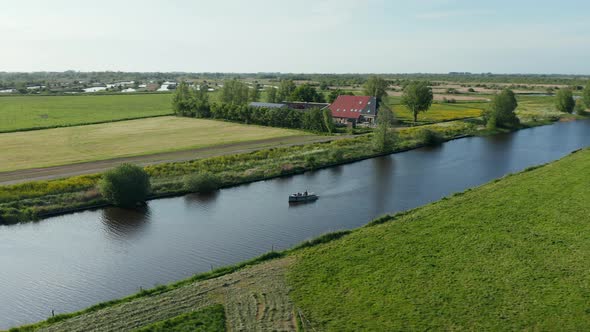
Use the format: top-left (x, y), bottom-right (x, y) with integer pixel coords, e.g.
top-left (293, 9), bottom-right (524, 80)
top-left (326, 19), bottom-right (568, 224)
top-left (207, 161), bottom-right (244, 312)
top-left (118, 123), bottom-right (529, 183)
top-left (328, 95), bottom-right (377, 126)
top-left (248, 102), bottom-right (287, 109)
top-left (285, 102), bottom-right (330, 110)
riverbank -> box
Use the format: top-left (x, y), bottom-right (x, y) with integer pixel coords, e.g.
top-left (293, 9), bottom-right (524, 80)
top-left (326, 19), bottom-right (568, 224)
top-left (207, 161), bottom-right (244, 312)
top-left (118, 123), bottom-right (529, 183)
top-left (0, 120), bottom-right (474, 224)
top-left (1, 112), bottom-right (582, 225)
top-left (10, 147), bottom-right (590, 331)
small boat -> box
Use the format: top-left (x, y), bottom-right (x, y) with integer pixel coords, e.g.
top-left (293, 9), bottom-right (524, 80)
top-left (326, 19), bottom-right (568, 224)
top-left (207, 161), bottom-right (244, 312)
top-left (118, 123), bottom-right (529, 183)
top-left (289, 191), bottom-right (319, 203)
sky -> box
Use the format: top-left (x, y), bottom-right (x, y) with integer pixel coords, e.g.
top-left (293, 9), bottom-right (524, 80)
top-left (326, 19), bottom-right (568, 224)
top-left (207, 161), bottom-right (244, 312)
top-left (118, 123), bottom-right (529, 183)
top-left (1, 0), bottom-right (589, 74)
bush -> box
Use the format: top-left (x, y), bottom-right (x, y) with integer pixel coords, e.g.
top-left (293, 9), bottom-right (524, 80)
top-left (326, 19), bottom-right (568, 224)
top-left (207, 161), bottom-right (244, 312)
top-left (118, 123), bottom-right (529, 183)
top-left (575, 100), bottom-right (586, 115)
top-left (556, 88), bottom-right (575, 113)
top-left (183, 172), bottom-right (221, 193)
top-left (305, 155), bottom-right (318, 168)
top-left (329, 149), bottom-right (344, 162)
top-left (416, 128), bottom-right (444, 146)
top-left (99, 164), bottom-right (151, 207)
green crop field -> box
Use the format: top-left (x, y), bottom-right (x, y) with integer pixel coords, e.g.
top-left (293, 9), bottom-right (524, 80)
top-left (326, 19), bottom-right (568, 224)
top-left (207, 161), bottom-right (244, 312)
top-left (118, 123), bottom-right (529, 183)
top-left (0, 116), bottom-right (309, 172)
top-left (0, 94), bottom-right (173, 132)
top-left (289, 148), bottom-right (590, 331)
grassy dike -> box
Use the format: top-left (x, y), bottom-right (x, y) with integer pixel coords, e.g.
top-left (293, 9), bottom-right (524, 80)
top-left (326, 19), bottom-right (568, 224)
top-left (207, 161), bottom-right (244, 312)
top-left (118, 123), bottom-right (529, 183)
top-left (288, 148), bottom-right (590, 331)
top-left (0, 121), bottom-right (473, 224)
top-left (9, 147), bottom-right (590, 331)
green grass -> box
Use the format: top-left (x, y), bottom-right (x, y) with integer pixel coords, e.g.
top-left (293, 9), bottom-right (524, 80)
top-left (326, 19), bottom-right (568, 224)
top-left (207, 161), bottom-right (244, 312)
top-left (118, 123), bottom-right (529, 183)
top-left (288, 148), bottom-right (590, 331)
top-left (0, 116), bottom-right (309, 172)
top-left (390, 101), bottom-right (486, 124)
top-left (134, 305), bottom-right (225, 332)
top-left (0, 94), bottom-right (173, 132)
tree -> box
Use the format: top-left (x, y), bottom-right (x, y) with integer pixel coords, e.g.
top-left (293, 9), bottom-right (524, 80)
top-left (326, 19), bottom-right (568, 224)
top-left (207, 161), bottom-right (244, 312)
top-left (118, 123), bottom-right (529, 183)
top-left (249, 83), bottom-right (261, 102)
top-left (277, 80), bottom-right (296, 102)
top-left (266, 87), bottom-right (278, 103)
top-left (99, 164), bottom-right (151, 207)
top-left (291, 84), bottom-right (325, 102)
top-left (363, 76), bottom-right (388, 103)
top-left (401, 81), bottom-right (433, 124)
top-left (583, 82), bottom-right (590, 109)
top-left (484, 88), bottom-right (519, 129)
top-left (220, 79), bottom-right (249, 105)
top-left (377, 102), bottom-right (395, 126)
top-left (172, 81), bottom-right (193, 117)
top-left (319, 81), bottom-right (329, 90)
top-left (192, 86), bottom-right (210, 118)
top-left (322, 108), bottom-right (335, 134)
top-left (372, 114), bottom-right (396, 152)
top-left (556, 88), bottom-right (575, 113)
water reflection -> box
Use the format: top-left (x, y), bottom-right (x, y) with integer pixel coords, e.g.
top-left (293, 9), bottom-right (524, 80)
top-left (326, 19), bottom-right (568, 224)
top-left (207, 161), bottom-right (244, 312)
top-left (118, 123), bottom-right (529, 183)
top-left (373, 156), bottom-right (394, 214)
top-left (184, 191), bottom-right (220, 205)
top-left (101, 206), bottom-right (151, 239)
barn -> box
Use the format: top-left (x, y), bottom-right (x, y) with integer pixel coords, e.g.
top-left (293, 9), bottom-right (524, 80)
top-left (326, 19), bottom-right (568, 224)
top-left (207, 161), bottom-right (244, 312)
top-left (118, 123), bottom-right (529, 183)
top-left (328, 95), bottom-right (378, 126)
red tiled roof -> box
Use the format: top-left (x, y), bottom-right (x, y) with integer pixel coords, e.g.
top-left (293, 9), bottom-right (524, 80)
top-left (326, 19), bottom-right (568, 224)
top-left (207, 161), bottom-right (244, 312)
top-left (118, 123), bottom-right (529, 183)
top-left (328, 95), bottom-right (376, 119)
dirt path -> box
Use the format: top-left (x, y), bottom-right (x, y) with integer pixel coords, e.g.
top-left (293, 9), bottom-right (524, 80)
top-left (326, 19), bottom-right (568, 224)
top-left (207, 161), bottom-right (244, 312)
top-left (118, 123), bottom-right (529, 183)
top-left (39, 257), bottom-right (297, 332)
top-left (0, 135), bottom-right (340, 185)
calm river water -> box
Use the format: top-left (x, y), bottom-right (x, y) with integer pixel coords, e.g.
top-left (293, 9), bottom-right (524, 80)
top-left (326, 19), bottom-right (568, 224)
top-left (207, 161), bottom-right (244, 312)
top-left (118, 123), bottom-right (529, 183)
top-left (1, 120), bottom-right (589, 328)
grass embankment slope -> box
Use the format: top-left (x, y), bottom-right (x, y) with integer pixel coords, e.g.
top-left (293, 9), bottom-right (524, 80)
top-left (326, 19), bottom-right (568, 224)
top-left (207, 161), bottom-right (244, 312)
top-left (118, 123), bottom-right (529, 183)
top-left (0, 94), bottom-right (173, 133)
top-left (12, 258), bottom-right (296, 332)
top-left (0, 116), bottom-right (309, 172)
top-left (289, 148), bottom-right (590, 331)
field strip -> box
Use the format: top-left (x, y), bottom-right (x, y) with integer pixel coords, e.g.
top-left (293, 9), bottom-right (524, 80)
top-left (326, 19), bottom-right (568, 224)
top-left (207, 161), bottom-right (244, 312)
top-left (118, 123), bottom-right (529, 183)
top-left (0, 135), bottom-right (337, 185)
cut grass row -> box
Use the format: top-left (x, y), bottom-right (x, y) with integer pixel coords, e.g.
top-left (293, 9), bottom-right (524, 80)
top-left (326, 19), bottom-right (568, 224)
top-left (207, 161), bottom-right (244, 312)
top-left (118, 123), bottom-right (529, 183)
top-left (0, 94), bottom-right (173, 133)
top-left (0, 116), bottom-right (309, 172)
top-left (288, 148), bottom-right (590, 331)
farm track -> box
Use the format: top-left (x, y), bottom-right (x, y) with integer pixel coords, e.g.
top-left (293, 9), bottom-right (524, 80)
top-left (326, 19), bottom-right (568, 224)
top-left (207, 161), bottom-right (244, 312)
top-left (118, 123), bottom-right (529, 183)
top-left (38, 258), bottom-right (296, 332)
top-left (0, 135), bottom-right (341, 185)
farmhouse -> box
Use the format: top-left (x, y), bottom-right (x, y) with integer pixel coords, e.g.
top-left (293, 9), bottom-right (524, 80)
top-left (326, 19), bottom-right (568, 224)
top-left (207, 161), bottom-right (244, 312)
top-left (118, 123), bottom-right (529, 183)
top-left (328, 95), bottom-right (377, 126)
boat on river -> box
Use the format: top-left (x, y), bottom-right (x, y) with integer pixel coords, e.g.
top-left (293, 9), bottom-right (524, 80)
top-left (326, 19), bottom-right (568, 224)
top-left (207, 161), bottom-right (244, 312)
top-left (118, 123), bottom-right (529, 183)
top-left (289, 191), bottom-right (318, 203)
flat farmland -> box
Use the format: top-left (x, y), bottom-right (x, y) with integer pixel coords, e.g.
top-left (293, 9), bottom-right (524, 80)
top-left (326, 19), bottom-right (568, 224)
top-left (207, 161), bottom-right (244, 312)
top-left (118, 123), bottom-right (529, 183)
top-left (0, 116), bottom-right (311, 172)
top-left (393, 102), bottom-right (486, 123)
top-left (0, 94), bottom-right (173, 132)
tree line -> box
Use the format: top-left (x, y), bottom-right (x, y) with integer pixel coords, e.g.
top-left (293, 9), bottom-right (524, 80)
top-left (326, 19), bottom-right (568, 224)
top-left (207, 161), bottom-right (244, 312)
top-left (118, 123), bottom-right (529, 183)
top-left (173, 81), bottom-right (334, 133)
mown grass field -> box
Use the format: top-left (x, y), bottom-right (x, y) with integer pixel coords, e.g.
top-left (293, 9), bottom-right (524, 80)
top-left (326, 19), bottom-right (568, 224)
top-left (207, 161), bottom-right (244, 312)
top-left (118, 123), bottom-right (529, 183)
top-left (0, 94), bottom-right (173, 132)
top-left (0, 116), bottom-right (309, 172)
top-left (288, 148), bottom-right (590, 331)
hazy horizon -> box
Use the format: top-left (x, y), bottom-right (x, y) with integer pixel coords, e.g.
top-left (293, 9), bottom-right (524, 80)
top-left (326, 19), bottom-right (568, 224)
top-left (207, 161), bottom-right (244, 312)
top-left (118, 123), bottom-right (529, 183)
top-left (2, 0), bottom-right (589, 74)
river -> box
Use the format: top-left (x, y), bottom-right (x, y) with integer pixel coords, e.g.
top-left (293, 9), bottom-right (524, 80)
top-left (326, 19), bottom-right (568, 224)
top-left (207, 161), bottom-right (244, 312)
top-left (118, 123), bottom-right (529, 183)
top-left (1, 120), bottom-right (589, 328)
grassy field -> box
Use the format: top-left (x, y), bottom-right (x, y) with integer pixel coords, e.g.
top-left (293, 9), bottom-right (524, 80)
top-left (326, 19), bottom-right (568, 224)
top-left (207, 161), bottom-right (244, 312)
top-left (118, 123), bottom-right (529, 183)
top-left (392, 102), bottom-right (486, 124)
top-left (0, 116), bottom-right (309, 172)
top-left (288, 148), bottom-right (590, 331)
top-left (0, 94), bottom-right (173, 132)
top-left (135, 305), bottom-right (225, 332)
